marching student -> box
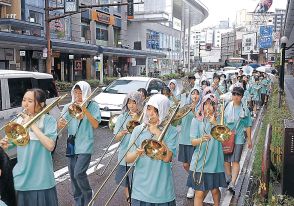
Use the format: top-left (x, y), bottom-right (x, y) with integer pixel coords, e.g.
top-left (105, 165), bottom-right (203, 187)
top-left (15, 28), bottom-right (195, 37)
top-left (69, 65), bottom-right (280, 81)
top-left (211, 75), bottom-right (226, 99)
top-left (113, 91), bottom-right (143, 204)
top-left (137, 88), bottom-right (148, 101)
top-left (58, 81), bottom-right (101, 206)
top-left (126, 94), bottom-right (178, 206)
top-left (178, 87), bottom-right (201, 199)
top-left (0, 89), bottom-right (58, 206)
top-left (187, 93), bottom-right (226, 206)
top-left (168, 79), bottom-right (181, 102)
top-left (224, 87), bottom-right (252, 193)
top-left (250, 77), bottom-right (262, 117)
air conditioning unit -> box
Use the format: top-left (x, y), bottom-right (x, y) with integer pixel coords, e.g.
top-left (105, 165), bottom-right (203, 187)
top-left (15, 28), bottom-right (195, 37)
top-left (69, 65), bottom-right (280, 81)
top-left (80, 37), bottom-right (86, 42)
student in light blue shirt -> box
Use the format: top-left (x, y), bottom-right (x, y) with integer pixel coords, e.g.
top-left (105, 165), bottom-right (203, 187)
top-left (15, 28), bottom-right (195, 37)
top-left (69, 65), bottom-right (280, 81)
top-left (178, 87), bottom-right (201, 198)
top-left (224, 87), bottom-right (252, 193)
top-left (58, 81), bottom-right (101, 206)
top-left (187, 93), bottom-right (227, 206)
top-left (250, 77), bottom-right (262, 117)
top-left (0, 89), bottom-right (58, 206)
top-left (168, 79), bottom-right (181, 103)
top-left (113, 91), bottom-right (143, 204)
top-left (126, 94), bottom-right (178, 206)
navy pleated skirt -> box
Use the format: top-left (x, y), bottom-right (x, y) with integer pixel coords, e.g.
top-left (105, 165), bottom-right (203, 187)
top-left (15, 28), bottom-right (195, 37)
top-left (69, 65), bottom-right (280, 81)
top-left (178, 144), bottom-right (195, 164)
top-left (131, 199), bottom-right (176, 206)
top-left (186, 171), bottom-right (227, 191)
top-left (17, 186), bottom-right (58, 206)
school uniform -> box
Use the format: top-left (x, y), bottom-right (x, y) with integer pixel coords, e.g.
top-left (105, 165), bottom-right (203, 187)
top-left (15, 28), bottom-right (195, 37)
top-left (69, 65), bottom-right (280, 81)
top-left (113, 112), bottom-right (133, 187)
top-left (260, 79), bottom-right (269, 105)
top-left (187, 118), bottom-right (227, 191)
top-left (250, 82), bottom-right (261, 105)
top-left (129, 124), bottom-right (177, 205)
top-left (62, 100), bottom-right (101, 206)
top-left (12, 114), bottom-right (58, 206)
top-left (223, 102), bottom-right (252, 163)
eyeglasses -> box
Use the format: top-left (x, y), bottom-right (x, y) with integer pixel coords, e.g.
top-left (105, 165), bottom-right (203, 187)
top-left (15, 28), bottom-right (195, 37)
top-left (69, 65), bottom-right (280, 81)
top-left (232, 92), bottom-right (242, 96)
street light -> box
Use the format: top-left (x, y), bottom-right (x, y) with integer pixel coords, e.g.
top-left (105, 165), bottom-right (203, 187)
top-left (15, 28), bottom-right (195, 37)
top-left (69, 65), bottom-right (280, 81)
top-left (278, 36), bottom-right (294, 107)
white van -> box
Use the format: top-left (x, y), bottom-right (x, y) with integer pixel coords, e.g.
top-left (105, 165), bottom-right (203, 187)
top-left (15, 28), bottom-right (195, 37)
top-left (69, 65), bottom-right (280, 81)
top-left (0, 70), bottom-right (60, 160)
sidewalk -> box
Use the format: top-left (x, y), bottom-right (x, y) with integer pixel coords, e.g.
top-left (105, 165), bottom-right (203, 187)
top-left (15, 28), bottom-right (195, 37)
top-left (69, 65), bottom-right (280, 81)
top-left (285, 75), bottom-right (294, 116)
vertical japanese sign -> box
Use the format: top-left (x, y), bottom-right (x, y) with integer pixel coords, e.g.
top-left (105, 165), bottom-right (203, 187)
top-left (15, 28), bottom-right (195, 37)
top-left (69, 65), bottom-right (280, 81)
top-left (127, 0), bottom-right (134, 19)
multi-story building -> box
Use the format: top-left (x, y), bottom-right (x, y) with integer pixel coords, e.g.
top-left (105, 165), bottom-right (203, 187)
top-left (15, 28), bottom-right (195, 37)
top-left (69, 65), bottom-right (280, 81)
top-left (273, 9), bottom-right (286, 32)
top-left (126, 0), bottom-right (208, 75)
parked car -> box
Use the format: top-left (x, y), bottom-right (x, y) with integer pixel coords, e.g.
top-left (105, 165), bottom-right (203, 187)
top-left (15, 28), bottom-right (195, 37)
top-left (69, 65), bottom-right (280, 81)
top-left (94, 76), bottom-right (166, 121)
top-left (0, 70), bottom-right (60, 160)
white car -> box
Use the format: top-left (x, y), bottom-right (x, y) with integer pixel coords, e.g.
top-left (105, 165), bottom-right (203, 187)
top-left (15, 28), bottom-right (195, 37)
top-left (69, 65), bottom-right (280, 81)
top-left (94, 76), bottom-right (166, 121)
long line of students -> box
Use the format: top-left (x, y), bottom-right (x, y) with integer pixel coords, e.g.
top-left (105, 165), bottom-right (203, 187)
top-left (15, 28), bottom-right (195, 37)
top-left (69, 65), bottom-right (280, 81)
top-left (0, 69), bottom-right (271, 206)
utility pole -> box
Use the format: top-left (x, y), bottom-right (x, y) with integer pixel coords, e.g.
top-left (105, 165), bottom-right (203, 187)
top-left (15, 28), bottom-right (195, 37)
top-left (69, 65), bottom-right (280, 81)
top-left (44, 0), bottom-right (142, 75)
top-left (45, 0), bottom-right (51, 74)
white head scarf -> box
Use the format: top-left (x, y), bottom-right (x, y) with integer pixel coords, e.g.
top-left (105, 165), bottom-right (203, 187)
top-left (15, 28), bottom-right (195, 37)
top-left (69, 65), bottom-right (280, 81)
top-left (168, 79), bottom-right (180, 96)
top-left (121, 91), bottom-right (144, 113)
top-left (142, 94), bottom-right (170, 125)
top-left (71, 81), bottom-right (91, 103)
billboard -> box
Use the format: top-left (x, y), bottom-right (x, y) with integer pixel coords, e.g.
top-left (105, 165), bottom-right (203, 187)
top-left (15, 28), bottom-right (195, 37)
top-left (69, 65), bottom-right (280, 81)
top-left (242, 33), bottom-right (258, 55)
top-left (254, 0), bottom-right (273, 13)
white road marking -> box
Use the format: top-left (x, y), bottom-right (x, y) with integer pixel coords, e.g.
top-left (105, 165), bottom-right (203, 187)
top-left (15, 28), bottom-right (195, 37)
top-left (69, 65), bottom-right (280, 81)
top-left (103, 142), bottom-right (120, 151)
top-left (54, 143), bottom-right (119, 184)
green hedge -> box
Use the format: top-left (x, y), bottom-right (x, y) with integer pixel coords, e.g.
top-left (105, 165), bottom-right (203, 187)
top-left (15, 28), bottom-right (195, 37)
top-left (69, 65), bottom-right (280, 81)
top-left (252, 84), bottom-right (294, 205)
top-left (159, 73), bottom-right (182, 81)
top-left (55, 77), bottom-right (118, 91)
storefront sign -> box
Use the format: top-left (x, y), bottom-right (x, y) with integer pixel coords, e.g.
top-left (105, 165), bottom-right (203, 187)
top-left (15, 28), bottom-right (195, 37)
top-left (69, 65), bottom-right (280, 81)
top-left (75, 60), bottom-right (82, 71)
top-left (20, 51), bottom-right (26, 56)
top-left (92, 10), bottom-right (110, 24)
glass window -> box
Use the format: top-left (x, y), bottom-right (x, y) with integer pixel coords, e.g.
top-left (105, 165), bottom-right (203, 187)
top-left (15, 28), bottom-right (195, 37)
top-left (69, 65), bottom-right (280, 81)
top-left (104, 80), bottom-right (147, 94)
top-left (96, 27), bottom-right (108, 41)
top-left (8, 78), bottom-right (33, 108)
top-left (37, 79), bottom-right (58, 98)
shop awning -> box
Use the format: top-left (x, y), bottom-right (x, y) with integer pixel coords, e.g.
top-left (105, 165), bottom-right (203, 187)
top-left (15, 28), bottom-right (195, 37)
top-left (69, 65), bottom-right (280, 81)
top-left (0, 18), bottom-right (43, 30)
top-left (52, 39), bottom-right (98, 56)
top-left (98, 46), bottom-right (166, 58)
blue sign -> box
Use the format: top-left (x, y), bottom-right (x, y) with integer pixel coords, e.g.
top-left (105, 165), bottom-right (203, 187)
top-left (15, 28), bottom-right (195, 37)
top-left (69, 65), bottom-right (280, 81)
top-left (259, 36), bottom-right (273, 48)
top-left (259, 26), bottom-right (273, 36)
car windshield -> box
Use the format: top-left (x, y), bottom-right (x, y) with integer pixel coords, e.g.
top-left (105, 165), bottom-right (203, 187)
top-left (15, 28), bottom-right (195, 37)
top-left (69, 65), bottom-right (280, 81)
top-left (104, 80), bottom-right (147, 94)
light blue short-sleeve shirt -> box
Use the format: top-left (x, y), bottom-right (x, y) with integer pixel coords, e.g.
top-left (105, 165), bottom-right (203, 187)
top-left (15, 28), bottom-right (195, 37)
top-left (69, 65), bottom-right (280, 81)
top-left (13, 115), bottom-right (57, 191)
top-left (224, 104), bottom-right (252, 144)
top-left (128, 124), bottom-right (177, 203)
top-left (189, 118), bottom-right (224, 173)
top-left (62, 101), bottom-right (101, 154)
top-left (113, 112), bottom-right (132, 166)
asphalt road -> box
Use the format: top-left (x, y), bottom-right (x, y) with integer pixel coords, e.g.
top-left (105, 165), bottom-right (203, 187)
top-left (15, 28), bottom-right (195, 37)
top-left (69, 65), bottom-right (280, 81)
top-left (53, 82), bottom-right (196, 206)
top-left (53, 121), bottom-right (195, 206)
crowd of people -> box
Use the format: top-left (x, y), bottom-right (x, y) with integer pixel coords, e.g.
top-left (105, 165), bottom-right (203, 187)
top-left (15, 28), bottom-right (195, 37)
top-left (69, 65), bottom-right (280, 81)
top-left (0, 67), bottom-right (273, 206)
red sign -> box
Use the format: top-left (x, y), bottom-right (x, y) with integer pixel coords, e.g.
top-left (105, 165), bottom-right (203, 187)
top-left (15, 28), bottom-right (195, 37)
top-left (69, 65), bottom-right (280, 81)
top-left (74, 60), bottom-right (82, 71)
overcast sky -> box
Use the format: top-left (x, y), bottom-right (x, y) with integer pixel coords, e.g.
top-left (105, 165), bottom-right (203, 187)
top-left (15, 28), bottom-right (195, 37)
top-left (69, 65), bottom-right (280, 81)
top-left (196, 0), bottom-right (288, 28)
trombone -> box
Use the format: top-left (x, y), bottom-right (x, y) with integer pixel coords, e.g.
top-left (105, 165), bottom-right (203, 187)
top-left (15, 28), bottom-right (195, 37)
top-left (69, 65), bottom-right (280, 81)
top-left (58, 87), bottom-right (100, 135)
top-left (94, 111), bottom-right (143, 176)
top-left (93, 94), bottom-right (150, 175)
top-left (2, 94), bottom-right (67, 146)
top-left (88, 103), bottom-right (180, 206)
top-left (192, 99), bottom-right (231, 185)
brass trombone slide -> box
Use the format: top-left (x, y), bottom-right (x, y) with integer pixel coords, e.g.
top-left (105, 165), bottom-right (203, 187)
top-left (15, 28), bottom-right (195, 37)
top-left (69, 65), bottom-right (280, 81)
top-left (90, 103), bottom-right (180, 206)
top-left (94, 107), bottom-right (144, 175)
top-left (93, 113), bottom-right (130, 174)
top-left (88, 123), bottom-right (148, 206)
